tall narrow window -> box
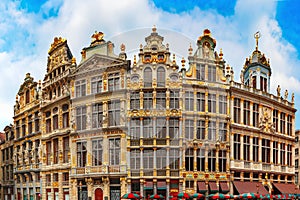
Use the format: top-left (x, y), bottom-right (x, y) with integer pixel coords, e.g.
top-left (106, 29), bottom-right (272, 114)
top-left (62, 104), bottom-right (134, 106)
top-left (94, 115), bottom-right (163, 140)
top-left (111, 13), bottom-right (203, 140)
top-left (185, 120), bottom-right (194, 140)
top-left (197, 148), bottom-right (205, 171)
top-left (156, 91), bottom-right (166, 109)
top-left (208, 121), bottom-right (216, 141)
top-left (169, 148), bottom-right (180, 170)
top-left (143, 91), bottom-right (153, 110)
top-left (185, 91), bottom-right (194, 111)
top-left (108, 101), bottom-right (120, 126)
top-left (262, 139), bottom-right (270, 163)
top-left (143, 118), bottom-right (153, 138)
top-left (169, 118), bottom-right (179, 139)
top-left (75, 79), bottom-right (86, 97)
top-left (280, 113), bottom-right (286, 134)
top-left (28, 115), bottom-right (32, 134)
top-left (62, 104), bottom-right (69, 128)
top-left (219, 95), bottom-right (227, 114)
top-left (108, 73), bottom-right (120, 91)
top-left (157, 67), bottom-right (165, 87)
top-left (16, 120), bottom-right (20, 138)
top-left (260, 77), bottom-right (267, 92)
top-left (144, 68), bottom-right (152, 87)
top-left (91, 76), bottom-right (102, 94)
top-left (34, 112), bottom-right (40, 132)
top-left (143, 149), bottom-right (154, 170)
top-left (53, 107), bottom-right (59, 130)
top-left (197, 120), bottom-right (205, 140)
top-left (130, 91), bottom-right (140, 110)
top-left (253, 103), bottom-right (259, 127)
top-left (233, 98), bottom-right (241, 123)
top-left (170, 90), bottom-right (179, 109)
top-left (92, 139), bottom-right (102, 166)
top-left (280, 143), bottom-right (286, 165)
top-left (109, 138), bottom-right (120, 165)
top-left (77, 141), bottom-right (87, 167)
top-left (287, 115), bottom-right (292, 136)
top-left (273, 110), bottom-right (278, 132)
top-left (185, 148), bottom-right (193, 171)
top-left (76, 106), bottom-right (86, 131)
top-left (25, 90), bottom-right (30, 104)
top-left (46, 141), bottom-right (51, 165)
top-left (196, 64), bottom-right (205, 80)
top-left (22, 118), bottom-right (26, 137)
top-left (197, 92), bottom-right (205, 112)
top-left (253, 76), bottom-right (257, 89)
top-left (156, 117), bottom-right (166, 138)
top-left (219, 122), bottom-right (227, 141)
top-left (253, 137), bottom-right (259, 162)
top-left (130, 118), bottom-right (140, 139)
top-left (287, 144), bottom-right (292, 166)
top-left (243, 136), bottom-right (250, 161)
top-left (92, 103), bottom-right (103, 128)
top-left (234, 134), bottom-right (241, 160)
top-left (208, 94), bottom-right (216, 113)
top-left (243, 101), bottom-right (250, 125)
top-left (157, 149), bottom-right (167, 169)
top-left (218, 150), bottom-right (227, 172)
top-left (208, 149), bottom-right (216, 171)
top-left (273, 141), bottom-right (278, 165)
top-left (63, 137), bottom-right (69, 163)
top-left (46, 111), bottom-right (51, 133)
top-left (53, 139), bottom-right (58, 164)
top-left (207, 65), bottom-right (216, 82)
top-left (130, 149), bottom-right (140, 170)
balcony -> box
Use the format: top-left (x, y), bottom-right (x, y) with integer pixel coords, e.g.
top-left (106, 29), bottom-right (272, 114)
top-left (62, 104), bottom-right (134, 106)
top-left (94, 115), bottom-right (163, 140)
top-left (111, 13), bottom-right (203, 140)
top-left (130, 139), bottom-right (139, 146)
top-left (109, 166), bottom-right (120, 173)
top-left (156, 139), bottom-right (167, 145)
top-left (244, 161), bottom-right (251, 168)
top-left (262, 164), bottom-right (271, 170)
top-left (157, 169), bottom-right (166, 176)
top-left (170, 139), bottom-right (179, 146)
top-left (131, 170), bottom-right (140, 177)
top-left (170, 170), bottom-right (179, 176)
top-left (144, 170), bottom-right (153, 176)
top-left (62, 181), bottom-right (69, 186)
top-left (143, 139), bottom-right (153, 145)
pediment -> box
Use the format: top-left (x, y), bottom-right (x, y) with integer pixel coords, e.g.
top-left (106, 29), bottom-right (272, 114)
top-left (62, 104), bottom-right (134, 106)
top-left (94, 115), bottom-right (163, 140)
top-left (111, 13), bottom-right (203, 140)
top-left (73, 54), bottom-right (126, 76)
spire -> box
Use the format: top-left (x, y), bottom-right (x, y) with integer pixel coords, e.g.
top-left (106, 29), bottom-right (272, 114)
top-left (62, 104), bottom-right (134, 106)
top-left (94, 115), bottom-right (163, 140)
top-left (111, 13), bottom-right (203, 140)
top-left (254, 31), bottom-right (261, 51)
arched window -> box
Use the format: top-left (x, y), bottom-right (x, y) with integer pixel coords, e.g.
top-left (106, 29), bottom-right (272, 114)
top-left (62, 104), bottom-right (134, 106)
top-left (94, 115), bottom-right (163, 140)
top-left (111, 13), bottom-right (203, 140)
top-left (144, 67), bottom-right (152, 87)
top-left (157, 67), bottom-right (165, 87)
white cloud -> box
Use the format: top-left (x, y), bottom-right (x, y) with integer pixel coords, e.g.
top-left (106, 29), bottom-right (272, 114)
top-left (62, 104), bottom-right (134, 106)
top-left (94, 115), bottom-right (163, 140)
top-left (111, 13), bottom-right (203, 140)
top-left (0, 0), bottom-right (300, 129)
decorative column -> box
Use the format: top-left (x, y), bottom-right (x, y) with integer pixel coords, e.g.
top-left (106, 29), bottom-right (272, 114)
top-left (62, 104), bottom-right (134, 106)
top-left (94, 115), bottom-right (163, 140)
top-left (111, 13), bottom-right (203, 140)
top-left (59, 172), bottom-right (63, 200)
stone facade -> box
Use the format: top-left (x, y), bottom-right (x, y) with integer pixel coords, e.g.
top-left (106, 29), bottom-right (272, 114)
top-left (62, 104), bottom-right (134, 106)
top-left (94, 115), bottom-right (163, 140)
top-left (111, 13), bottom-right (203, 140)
top-left (0, 27), bottom-right (296, 200)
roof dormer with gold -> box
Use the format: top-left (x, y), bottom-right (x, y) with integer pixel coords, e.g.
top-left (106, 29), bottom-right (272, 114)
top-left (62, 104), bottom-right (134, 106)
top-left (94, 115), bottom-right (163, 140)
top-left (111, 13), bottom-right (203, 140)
top-left (134, 26), bottom-right (176, 69)
top-left (14, 73), bottom-right (40, 115)
top-left (241, 31), bottom-right (271, 93)
top-left (79, 31), bottom-right (120, 63)
top-left (185, 29), bottom-right (227, 83)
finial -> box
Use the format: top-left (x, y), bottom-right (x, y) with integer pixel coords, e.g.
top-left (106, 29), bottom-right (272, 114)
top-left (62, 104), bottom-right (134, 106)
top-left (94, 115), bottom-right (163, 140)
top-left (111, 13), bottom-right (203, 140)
top-left (140, 44), bottom-right (143, 49)
top-left (172, 54), bottom-right (176, 65)
top-left (277, 85), bottom-right (281, 97)
top-left (152, 25), bottom-right (157, 32)
top-left (181, 57), bottom-right (185, 68)
top-left (133, 55), bottom-right (137, 66)
top-left (219, 48), bottom-right (223, 58)
top-left (91, 31), bottom-right (104, 42)
top-left (120, 43), bottom-right (126, 52)
top-left (292, 93), bottom-right (295, 103)
top-left (254, 31), bottom-right (261, 51)
top-left (188, 43), bottom-right (193, 55)
top-left (71, 57), bottom-right (76, 64)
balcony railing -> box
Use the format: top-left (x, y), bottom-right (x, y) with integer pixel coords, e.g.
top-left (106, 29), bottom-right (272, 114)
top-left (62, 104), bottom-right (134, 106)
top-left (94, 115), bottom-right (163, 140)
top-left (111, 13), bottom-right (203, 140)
top-left (109, 166), bottom-right (120, 173)
top-left (62, 181), bottom-right (69, 186)
top-left (262, 164), bottom-right (271, 170)
top-left (130, 140), bottom-right (139, 146)
top-left (143, 139), bottom-right (153, 145)
top-left (156, 139), bottom-right (167, 145)
top-left (244, 161), bottom-right (251, 168)
top-left (170, 170), bottom-right (179, 176)
top-left (157, 169), bottom-right (166, 176)
top-left (144, 170), bottom-right (153, 176)
top-left (131, 170), bottom-right (140, 177)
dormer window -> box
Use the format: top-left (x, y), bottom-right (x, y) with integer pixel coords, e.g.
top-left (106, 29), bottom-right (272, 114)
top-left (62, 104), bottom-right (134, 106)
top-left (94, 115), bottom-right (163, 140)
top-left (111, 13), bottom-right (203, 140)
top-left (158, 54), bottom-right (164, 61)
top-left (144, 55), bottom-right (151, 62)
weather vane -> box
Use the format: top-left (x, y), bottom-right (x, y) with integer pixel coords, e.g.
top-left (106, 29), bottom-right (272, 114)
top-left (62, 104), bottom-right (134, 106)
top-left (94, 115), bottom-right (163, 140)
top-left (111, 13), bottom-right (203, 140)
top-left (254, 31), bottom-right (261, 50)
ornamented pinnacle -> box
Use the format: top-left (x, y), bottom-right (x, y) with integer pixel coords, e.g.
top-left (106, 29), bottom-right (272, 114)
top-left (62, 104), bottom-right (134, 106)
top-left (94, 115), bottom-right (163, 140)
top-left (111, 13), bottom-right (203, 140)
top-left (254, 31), bottom-right (261, 51)
top-left (181, 57), bottom-right (185, 68)
top-left (91, 31), bottom-right (104, 42)
top-left (120, 43), bottom-right (126, 52)
top-left (48, 37), bottom-right (66, 53)
top-left (152, 25), bottom-right (157, 33)
top-left (188, 43), bottom-right (193, 55)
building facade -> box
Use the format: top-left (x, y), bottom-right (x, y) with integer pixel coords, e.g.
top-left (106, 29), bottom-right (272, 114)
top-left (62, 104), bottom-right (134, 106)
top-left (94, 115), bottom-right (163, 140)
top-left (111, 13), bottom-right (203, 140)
top-left (1, 125), bottom-right (14, 200)
top-left (13, 73), bottom-right (42, 200)
top-left (2, 27), bottom-right (296, 200)
top-left (40, 37), bottom-right (74, 200)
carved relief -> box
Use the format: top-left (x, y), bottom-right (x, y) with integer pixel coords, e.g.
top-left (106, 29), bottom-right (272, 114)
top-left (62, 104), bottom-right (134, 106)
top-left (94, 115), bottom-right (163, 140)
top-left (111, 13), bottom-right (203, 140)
top-left (259, 107), bottom-right (275, 133)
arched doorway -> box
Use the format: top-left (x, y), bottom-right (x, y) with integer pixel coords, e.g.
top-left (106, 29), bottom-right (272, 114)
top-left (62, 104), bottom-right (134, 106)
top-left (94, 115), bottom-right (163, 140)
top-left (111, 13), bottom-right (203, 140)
top-left (95, 188), bottom-right (103, 200)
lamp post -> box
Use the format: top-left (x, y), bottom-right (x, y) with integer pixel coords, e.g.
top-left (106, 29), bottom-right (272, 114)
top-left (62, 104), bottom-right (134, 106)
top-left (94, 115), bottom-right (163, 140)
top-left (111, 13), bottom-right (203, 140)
top-left (79, 181), bottom-right (83, 200)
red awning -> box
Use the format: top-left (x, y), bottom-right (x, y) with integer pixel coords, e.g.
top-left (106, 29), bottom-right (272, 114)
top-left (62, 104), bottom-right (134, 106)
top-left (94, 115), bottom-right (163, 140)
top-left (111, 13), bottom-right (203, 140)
top-left (233, 181), bottom-right (268, 195)
top-left (209, 182), bottom-right (219, 193)
top-left (273, 183), bottom-right (297, 194)
top-left (219, 182), bottom-right (230, 193)
top-left (198, 182), bottom-right (207, 193)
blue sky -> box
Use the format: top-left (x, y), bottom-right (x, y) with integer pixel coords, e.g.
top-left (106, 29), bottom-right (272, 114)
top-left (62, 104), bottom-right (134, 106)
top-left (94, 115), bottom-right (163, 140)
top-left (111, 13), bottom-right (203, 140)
top-left (0, 0), bottom-right (300, 130)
